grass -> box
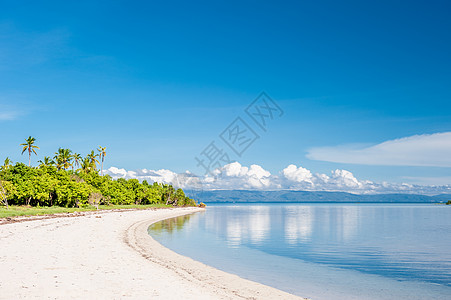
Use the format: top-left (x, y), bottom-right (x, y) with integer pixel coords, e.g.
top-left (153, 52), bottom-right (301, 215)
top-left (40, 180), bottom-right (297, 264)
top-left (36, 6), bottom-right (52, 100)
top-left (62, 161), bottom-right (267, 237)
top-left (0, 204), bottom-right (172, 219)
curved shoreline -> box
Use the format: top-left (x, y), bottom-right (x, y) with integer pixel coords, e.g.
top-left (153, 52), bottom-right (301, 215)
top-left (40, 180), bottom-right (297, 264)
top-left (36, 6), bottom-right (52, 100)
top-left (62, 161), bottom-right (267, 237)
top-left (125, 208), bottom-right (305, 300)
top-left (0, 207), bottom-right (305, 299)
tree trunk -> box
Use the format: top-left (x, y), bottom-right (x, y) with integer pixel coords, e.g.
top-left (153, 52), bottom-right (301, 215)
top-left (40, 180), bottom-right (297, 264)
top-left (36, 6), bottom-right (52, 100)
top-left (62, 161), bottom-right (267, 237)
top-left (28, 149), bottom-right (31, 167)
top-left (0, 181), bottom-right (8, 209)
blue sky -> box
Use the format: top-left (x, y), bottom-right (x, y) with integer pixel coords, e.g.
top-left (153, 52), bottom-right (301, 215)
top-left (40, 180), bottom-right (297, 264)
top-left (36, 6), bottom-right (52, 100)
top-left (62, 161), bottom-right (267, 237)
top-left (1, 0), bottom-right (450, 190)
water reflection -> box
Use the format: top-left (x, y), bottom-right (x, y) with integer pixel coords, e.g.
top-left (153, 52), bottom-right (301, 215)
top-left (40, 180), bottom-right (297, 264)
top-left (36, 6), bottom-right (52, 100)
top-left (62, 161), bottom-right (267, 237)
top-left (226, 218), bottom-right (242, 247)
top-left (149, 204), bottom-right (451, 299)
top-left (248, 206), bottom-right (270, 244)
top-left (222, 206), bottom-right (271, 247)
top-left (148, 214), bottom-right (194, 237)
top-left (216, 205), bottom-right (361, 247)
top-left (284, 206), bottom-right (313, 244)
top-left (339, 206), bottom-right (359, 241)
top-left (148, 204), bottom-right (451, 287)
top-left (150, 205), bottom-right (362, 248)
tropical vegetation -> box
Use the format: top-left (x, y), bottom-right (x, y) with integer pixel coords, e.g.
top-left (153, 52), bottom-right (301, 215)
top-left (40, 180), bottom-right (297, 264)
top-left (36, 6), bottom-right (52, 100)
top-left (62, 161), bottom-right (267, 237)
top-left (0, 137), bottom-right (197, 211)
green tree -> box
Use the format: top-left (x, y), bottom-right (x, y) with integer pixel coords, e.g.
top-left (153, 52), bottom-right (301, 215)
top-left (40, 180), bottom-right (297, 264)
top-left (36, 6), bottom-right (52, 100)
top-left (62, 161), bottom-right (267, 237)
top-left (173, 188), bottom-right (186, 206)
top-left (73, 153), bottom-right (82, 170)
top-left (86, 150), bottom-right (99, 171)
top-left (80, 157), bottom-right (91, 173)
top-left (14, 178), bottom-right (35, 206)
top-left (38, 156), bottom-right (55, 167)
top-left (1, 157), bottom-right (12, 172)
top-left (0, 180), bottom-right (14, 208)
top-left (54, 179), bottom-right (93, 207)
top-left (54, 148), bottom-right (73, 170)
top-left (31, 173), bottom-right (58, 206)
top-left (163, 184), bottom-right (175, 205)
top-left (1, 144), bottom-right (197, 208)
top-left (97, 146), bottom-right (106, 176)
top-left (20, 136), bottom-right (39, 167)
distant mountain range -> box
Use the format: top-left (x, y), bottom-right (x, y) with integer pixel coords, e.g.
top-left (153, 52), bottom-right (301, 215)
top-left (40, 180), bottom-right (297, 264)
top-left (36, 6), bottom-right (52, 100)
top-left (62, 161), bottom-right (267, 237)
top-left (196, 190), bottom-right (451, 203)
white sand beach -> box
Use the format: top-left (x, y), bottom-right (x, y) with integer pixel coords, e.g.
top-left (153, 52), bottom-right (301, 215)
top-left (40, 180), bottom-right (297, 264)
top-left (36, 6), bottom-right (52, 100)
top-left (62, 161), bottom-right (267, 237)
top-left (0, 208), bottom-right (304, 299)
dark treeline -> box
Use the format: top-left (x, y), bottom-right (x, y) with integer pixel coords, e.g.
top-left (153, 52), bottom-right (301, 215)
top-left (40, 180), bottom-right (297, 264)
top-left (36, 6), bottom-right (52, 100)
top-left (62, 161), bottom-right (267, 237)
top-left (0, 137), bottom-right (196, 208)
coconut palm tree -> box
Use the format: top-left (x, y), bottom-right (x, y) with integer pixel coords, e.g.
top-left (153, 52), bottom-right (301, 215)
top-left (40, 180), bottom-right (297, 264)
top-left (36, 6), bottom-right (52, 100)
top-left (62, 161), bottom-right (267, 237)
top-left (97, 146), bottom-right (106, 175)
top-left (38, 156), bottom-right (55, 167)
top-left (73, 153), bottom-right (82, 171)
top-left (86, 150), bottom-right (99, 171)
top-left (20, 136), bottom-right (39, 167)
top-left (1, 157), bottom-right (12, 171)
top-left (54, 148), bottom-right (73, 170)
top-left (80, 157), bottom-right (91, 173)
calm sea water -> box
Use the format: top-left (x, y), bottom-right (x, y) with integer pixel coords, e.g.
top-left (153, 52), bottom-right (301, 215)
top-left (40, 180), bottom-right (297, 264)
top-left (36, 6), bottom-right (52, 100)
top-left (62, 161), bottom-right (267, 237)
top-left (148, 204), bottom-right (451, 299)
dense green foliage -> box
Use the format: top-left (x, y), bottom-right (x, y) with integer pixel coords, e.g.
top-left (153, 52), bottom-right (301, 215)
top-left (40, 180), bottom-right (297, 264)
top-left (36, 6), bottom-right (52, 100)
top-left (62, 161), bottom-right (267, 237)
top-left (0, 163), bottom-right (196, 208)
top-left (0, 138), bottom-right (196, 209)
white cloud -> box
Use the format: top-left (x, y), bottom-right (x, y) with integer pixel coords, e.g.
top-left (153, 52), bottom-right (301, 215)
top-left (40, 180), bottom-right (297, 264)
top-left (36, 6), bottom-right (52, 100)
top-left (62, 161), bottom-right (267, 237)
top-left (104, 167), bottom-right (202, 191)
top-left (282, 164), bottom-right (313, 185)
top-left (307, 132), bottom-right (451, 167)
top-left (106, 166), bottom-right (128, 177)
top-left (330, 169), bottom-right (362, 188)
top-left (209, 162), bottom-right (274, 189)
top-left (105, 167), bottom-right (178, 185)
top-left (105, 162), bottom-right (451, 195)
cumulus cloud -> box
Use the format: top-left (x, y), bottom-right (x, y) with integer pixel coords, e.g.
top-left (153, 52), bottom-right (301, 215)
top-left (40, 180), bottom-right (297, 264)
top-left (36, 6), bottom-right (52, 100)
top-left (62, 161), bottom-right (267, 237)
top-left (105, 167), bottom-right (178, 185)
top-left (307, 132), bottom-right (451, 167)
top-left (277, 165), bottom-right (450, 195)
top-left (208, 162), bottom-right (274, 189)
top-left (104, 167), bottom-right (202, 191)
top-left (105, 162), bottom-right (451, 195)
top-left (282, 164), bottom-right (313, 185)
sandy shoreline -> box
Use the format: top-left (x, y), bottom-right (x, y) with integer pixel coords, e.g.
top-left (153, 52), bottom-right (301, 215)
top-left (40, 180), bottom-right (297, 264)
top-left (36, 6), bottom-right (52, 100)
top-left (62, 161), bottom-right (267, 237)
top-left (0, 207), bottom-right (305, 299)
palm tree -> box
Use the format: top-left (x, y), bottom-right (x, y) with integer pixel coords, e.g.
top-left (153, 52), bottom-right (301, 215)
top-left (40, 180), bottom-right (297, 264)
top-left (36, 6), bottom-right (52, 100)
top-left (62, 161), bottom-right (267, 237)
top-left (97, 146), bottom-right (106, 175)
top-left (73, 153), bottom-right (82, 171)
top-left (1, 157), bottom-right (12, 171)
top-left (86, 150), bottom-right (99, 171)
top-left (38, 156), bottom-right (55, 167)
top-left (80, 157), bottom-right (91, 172)
top-left (20, 136), bottom-right (39, 167)
top-left (54, 148), bottom-right (73, 170)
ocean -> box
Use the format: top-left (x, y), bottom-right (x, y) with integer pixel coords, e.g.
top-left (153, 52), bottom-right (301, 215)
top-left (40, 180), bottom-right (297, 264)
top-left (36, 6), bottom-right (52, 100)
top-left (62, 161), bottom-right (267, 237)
top-left (148, 203), bottom-right (451, 299)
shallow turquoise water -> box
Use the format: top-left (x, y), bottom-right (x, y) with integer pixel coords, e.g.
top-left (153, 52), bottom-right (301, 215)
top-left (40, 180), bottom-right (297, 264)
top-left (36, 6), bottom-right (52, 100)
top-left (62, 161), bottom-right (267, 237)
top-left (148, 203), bottom-right (451, 299)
